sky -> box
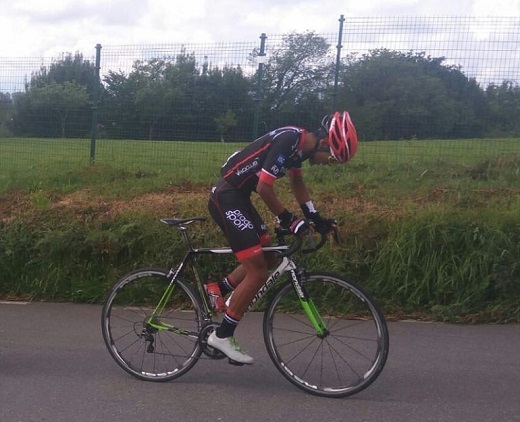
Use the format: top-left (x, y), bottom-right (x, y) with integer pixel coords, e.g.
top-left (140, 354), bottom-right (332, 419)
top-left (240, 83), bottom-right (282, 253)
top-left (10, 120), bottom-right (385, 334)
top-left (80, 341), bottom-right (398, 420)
top-left (1, 0), bottom-right (519, 57)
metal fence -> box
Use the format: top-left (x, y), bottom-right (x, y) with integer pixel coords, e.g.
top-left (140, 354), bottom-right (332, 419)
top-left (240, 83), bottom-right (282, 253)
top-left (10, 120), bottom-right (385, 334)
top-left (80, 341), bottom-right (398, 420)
top-left (1, 16), bottom-right (519, 173)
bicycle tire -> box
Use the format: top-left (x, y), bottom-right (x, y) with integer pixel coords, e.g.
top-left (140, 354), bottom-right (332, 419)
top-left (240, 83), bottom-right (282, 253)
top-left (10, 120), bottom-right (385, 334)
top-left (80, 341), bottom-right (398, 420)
top-left (263, 272), bottom-right (389, 398)
top-left (101, 268), bottom-right (203, 382)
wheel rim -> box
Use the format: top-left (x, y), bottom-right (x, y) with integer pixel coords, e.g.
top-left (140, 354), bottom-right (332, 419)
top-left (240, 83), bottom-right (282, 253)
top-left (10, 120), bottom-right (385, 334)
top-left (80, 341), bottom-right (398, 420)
top-left (102, 271), bottom-right (202, 380)
top-left (264, 274), bottom-right (388, 396)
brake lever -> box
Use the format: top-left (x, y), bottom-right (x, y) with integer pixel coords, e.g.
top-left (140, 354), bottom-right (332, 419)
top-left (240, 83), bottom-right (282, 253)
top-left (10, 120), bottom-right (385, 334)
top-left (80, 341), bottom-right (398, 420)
top-left (305, 229), bottom-right (317, 249)
top-left (331, 222), bottom-right (340, 244)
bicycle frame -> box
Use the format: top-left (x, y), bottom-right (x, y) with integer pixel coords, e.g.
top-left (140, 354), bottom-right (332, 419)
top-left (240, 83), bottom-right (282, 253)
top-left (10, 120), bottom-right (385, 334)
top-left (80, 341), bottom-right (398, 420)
top-left (102, 218), bottom-right (389, 397)
top-left (148, 224), bottom-right (327, 337)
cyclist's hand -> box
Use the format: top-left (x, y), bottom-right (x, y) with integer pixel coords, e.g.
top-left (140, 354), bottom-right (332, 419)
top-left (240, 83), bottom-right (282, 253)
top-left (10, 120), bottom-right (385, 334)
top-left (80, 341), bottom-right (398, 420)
top-left (276, 210), bottom-right (309, 235)
top-left (309, 213), bottom-right (337, 234)
top-left (289, 217), bottom-right (308, 235)
top-left (300, 202), bottom-right (336, 234)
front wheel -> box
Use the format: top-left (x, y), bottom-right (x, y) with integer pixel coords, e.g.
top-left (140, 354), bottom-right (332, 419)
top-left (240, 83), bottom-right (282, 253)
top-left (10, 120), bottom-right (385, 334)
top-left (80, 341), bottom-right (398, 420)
top-left (101, 268), bottom-right (203, 381)
top-left (263, 273), bottom-right (389, 398)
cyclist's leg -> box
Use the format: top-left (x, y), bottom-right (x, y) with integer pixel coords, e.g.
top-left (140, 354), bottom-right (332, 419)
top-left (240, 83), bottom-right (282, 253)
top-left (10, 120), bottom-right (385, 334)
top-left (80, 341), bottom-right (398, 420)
top-left (218, 229), bottom-right (274, 292)
top-left (208, 180), bottom-right (274, 290)
top-left (208, 181), bottom-right (268, 363)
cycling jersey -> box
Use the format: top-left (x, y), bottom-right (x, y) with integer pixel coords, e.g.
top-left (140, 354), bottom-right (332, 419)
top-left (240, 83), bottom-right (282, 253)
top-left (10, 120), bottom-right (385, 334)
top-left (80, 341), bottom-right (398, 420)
top-left (209, 126), bottom-right (308, 260)
top-left (220, 127), bottom-right (308, 192)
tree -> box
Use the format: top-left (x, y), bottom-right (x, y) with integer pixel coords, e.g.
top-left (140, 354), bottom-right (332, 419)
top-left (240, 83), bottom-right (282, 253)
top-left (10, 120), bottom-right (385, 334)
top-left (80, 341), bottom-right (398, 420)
top-left (214, 110), bottom-right (238, 142)
top-left (196, 65), bottom-right (254, 141)
top-left (135, 77), bottom-right (175, 141)
top-left (101, 52), bottom-right (254, 141)
top-left (30, 81), bottom-right (89, 138)
top-left (101, 70), bottom-right (140, 139)
top-left (0, 92), bottom-right (13, 135)
top-left (29, 52), bottom-right (96, 91)
top-left (337, 49), bottom-right (487, 140)
top-left (485, 81), bottom-right (520, 136)
top-left (11, 53), bottom-right (97, 137)
top-left (251, 32), bottom-right (333, 129)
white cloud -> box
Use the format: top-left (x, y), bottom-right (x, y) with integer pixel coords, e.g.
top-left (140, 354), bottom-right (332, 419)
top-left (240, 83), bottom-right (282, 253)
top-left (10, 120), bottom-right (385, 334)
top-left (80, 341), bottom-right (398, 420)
top-left (7, 0), bottom-right (516, 58)
top-left (472, 0), bottom-right (520, 16)
top-left (1, 0), bottom-right (519, 90)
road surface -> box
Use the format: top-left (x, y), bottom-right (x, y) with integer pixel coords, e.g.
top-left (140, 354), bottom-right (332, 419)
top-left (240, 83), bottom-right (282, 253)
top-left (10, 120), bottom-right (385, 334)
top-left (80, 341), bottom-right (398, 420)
top-left (1, 302), bottom-right (519, 422)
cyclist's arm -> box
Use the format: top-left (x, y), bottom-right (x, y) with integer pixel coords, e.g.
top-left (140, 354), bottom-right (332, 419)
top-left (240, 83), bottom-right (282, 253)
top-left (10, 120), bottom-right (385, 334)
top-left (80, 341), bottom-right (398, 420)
top-left (256, 179), bottom-right (286, 216)
top-left (289, 169), bottom-right (311, 205)
top-left (256, 128), bottom-right (306, 216)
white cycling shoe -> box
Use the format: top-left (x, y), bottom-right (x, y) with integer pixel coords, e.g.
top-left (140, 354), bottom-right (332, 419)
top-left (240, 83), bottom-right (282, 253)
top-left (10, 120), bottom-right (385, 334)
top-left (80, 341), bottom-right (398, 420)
top-left (207, 332), bottom-right (255, 365)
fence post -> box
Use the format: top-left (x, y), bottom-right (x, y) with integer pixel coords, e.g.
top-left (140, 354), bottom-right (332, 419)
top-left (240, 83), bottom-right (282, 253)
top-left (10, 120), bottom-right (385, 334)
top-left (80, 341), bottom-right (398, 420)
top-left (90, 43), bottom-right (102, 164)
top-left (332, 15), bottom-right (345, 110)
top-left (252, 33), bottom-right (267, 140)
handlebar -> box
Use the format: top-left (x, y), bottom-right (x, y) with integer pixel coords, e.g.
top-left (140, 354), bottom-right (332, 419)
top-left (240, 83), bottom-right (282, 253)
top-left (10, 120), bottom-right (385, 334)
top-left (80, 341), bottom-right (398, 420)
top-left (274, 220), bottom-right (340, 257)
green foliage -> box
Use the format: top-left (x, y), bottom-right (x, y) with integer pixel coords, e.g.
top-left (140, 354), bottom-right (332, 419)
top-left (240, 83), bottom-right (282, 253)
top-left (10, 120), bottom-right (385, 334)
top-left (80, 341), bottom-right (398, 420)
top-left (369, 210), bottom-right (520, 320)
top-left (0, 215), bottom-right (188, 302)
top-left (30, 82), bottom-right (90, 138)
top-left (8, 38), bottom-right (520, 141)
top-left (214, 110), bottom-right (238, 142)
top-left (339, 49), bottom-right (488, 140)
top-left (1, 139), bottom-right (519, 322)
top-left (101, 53), bottom-right (254, 141)
top-left (252, 31), bottom-right (332, 126)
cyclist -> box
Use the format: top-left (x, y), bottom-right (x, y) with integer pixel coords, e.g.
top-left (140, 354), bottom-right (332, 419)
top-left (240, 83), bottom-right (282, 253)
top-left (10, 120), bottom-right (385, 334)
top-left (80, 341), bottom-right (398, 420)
top-left (207, 111), bottom-right (358, 364)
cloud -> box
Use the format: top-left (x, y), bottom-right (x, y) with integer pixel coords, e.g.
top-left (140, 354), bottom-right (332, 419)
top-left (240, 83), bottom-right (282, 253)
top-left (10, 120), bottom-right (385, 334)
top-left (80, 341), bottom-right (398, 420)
top-left (4, 0), bottom-right (519, 57)
top-left (1, 0), bottom-right (519, 92)
top-left (472, 0), bottom-right (520, 16)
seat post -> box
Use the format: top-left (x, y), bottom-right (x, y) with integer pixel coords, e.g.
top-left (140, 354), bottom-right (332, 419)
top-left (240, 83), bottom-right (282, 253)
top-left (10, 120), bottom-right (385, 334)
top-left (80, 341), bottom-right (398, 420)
top-left (177, 225), bottom-right (194, 250)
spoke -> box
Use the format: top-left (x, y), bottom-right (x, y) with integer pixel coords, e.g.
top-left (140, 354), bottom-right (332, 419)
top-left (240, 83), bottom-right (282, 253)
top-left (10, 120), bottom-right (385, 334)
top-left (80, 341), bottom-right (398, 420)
top-left (325, 337), bottom-right (363, 380)
top-left (283, 336), bottom-right (320, 366)
top-left (110, 312), bottom-right (146, 324)
top-left (110, 327), bottom-right (140, 344)
top-left (264, 275), bottom-right (388, 397)
top-left (328, 331), bottom-right (378, 363)
top-left (272, 330), bottom-right (317, 349)
top-left (300, 338), bottom-right (324, 379)
top-left (325, 338), bottom-right (345, 387)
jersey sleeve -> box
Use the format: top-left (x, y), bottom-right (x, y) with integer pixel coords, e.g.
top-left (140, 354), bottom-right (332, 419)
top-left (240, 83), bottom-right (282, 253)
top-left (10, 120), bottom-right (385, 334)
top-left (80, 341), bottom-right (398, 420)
top-left (258, 129), bottom-right (302, 185)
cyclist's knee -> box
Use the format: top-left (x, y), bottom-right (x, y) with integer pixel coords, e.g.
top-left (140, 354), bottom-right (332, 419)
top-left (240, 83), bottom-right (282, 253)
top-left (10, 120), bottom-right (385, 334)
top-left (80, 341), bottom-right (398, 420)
top-left (241, 255), bottom-right (268, 285)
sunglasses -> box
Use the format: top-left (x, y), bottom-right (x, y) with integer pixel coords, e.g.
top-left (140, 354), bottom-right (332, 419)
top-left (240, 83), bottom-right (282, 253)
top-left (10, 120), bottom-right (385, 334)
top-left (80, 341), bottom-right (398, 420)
top-left (314, 146), bottom-right (339, 163)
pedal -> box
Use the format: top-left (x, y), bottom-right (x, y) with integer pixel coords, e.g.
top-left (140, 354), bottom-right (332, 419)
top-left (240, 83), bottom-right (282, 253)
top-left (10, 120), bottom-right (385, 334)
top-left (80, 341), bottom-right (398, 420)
top-left (228, 358), bottom-right (245, 366)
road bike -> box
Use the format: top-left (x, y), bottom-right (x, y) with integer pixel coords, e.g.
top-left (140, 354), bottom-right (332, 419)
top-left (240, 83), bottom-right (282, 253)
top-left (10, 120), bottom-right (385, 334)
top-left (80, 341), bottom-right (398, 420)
top-left (101, 217), bottom-right (389, 398)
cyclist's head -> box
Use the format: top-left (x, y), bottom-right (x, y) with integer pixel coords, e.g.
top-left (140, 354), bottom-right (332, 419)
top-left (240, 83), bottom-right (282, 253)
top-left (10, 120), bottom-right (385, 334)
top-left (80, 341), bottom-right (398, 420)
top-left (318, 111), bottom-right (358, 163)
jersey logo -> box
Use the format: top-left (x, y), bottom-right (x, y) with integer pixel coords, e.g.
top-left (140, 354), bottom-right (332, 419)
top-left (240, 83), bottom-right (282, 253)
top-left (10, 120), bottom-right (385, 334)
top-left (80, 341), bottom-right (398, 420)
top-left (235, 159), bottom-right (259, 176)
top-left (225, 210), bottom-right (254, 231)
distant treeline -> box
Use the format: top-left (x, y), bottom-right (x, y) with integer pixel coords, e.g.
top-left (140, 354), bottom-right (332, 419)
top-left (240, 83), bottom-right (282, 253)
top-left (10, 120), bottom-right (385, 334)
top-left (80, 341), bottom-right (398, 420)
top-left (1, 33), bottom-right (520, 141)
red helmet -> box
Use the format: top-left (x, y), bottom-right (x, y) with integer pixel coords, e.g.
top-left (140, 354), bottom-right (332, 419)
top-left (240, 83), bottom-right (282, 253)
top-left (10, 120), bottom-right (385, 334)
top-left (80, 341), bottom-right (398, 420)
top-left (322, 111), bottom-right (358, 163)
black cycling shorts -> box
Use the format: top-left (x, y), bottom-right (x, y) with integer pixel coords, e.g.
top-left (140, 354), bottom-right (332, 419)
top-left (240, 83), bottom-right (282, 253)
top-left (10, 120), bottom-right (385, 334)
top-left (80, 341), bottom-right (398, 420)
top-left (208, 179), bottom-right (270, 261)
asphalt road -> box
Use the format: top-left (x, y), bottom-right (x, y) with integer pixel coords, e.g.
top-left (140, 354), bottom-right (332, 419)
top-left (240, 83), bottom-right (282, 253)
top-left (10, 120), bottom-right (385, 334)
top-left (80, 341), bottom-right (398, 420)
top-left (1, 302), bottom-right (519, 422)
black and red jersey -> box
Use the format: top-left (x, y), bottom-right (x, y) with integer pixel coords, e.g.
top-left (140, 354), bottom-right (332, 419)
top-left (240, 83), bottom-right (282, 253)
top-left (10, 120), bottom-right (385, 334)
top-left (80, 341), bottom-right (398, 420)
top-left (220, 127), bottom-right (307, 192)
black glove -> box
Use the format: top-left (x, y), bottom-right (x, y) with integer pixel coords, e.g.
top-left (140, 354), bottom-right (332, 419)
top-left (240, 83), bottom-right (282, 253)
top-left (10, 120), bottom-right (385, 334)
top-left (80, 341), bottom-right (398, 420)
top-left (300, 203), bottom-right (335, 234)
top-left (276, 209), bottom-right (308, 235)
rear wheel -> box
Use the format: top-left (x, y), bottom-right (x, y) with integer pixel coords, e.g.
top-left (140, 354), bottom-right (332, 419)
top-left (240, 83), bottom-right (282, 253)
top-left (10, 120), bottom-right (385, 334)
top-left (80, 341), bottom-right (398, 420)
top-left (101, 268), bottom-right (203, 381)
top-left (263, 272), bottom-right (389, 397)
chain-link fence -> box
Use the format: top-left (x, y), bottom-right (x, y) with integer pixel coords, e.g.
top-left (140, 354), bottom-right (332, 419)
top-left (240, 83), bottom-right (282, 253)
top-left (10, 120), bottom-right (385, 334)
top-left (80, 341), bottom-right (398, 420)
top-left (1, 16), bottom-right (519, 174)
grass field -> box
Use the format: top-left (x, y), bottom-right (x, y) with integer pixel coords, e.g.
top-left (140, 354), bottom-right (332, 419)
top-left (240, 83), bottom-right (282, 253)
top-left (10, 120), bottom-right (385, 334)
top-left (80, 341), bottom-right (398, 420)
top-left (1, 137), bottom-right (519, 196)
top-left (1, 137), bottom-right (520, 322)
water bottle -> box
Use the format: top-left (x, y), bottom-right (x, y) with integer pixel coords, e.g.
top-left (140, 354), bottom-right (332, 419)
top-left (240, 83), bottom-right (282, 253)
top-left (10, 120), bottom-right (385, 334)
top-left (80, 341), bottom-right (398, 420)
top-left (205, 276), bottom-right (226, 312)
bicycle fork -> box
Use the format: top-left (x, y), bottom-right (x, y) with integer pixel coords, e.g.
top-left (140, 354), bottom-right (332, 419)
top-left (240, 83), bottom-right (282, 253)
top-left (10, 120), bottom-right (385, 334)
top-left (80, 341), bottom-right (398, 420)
top-left (288, 267), bottom-right (329, 338)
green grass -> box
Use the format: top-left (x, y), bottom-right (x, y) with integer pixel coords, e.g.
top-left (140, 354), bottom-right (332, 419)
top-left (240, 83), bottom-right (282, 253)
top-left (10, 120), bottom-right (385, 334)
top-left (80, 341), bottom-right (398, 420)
top-left (1, 137), bottom-right (519, 196)
top-left (1, 137), bottom-right (520, 322)
top-left (0, 138), bottom-right (237, 195)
